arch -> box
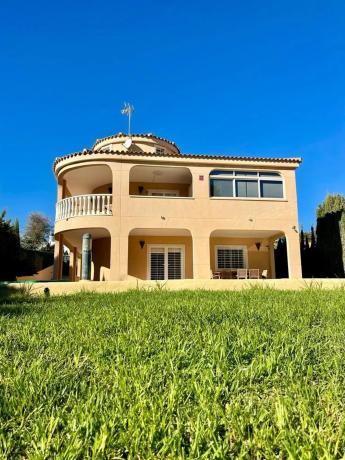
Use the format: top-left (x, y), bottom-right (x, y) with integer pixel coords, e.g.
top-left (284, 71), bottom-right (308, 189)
top-left (128, 228), bottom-right (193, 280)
top-left (209, 229), bottom-right (284, 279)
top-left (59, 164), bottom-right (113, 197)
top-left (54, 227), bottom-right (111, 281)
top-left (129, 165), bottom-right (193, 197)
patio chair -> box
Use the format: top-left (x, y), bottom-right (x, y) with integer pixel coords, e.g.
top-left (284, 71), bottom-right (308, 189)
top-left (211, 271), bottom-right (222, 279)
top-left (248, 269), bottom-right (260, 279)
top-left (261, 269), bottom-right (268, 279)
top-left (236, 268), bottom-right (248, 279)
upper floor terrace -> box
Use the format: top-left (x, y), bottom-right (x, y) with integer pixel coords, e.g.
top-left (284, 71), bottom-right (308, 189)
top-left (54, 133), bottom-right (301, 226)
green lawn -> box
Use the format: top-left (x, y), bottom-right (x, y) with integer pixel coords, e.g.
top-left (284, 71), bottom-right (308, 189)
top-left (1, 287), bottom-right (345, 459)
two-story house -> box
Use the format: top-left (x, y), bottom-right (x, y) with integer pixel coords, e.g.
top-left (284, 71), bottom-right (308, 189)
top-left (53, 133), bottom-right (302, 281)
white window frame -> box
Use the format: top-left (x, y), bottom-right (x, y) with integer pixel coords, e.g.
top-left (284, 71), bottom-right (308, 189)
top-left (209, 169), bottom-right (285, 200)
top-left (155, 147), bottom-right (165, 155)
top-left (147, 189), bottom-right (180, 197)
top-left (215, 245), bottom-right (248, 270)
top-left (147, 244), bottom-right (185, 280)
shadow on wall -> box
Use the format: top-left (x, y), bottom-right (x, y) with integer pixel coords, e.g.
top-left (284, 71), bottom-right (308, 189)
top-left (92, 238), bottom-right (111, 281)
top-left (316, 211), bottom-right (345, 277)
top-left (274, 238), bottom-right (288, 278)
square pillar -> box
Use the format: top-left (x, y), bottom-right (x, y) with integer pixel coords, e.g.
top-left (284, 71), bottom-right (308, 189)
top-left (69, 247), bottom-right (77, 281)
top-left (53, 235), bottom-right (63, 280)
top-left (110, 234), bottom-right (128, 281)
top-left (286, 230), bottom-right (302, 278)
top-left (193, 236), bottom-right (211, 279)
top-left (269, 238), bottom-right (276, 279)
top-left (119, 235), bottom-right (129, 280)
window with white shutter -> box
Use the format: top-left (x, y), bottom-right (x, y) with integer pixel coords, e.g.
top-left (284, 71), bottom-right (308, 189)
top-left (168, 248), bottom-right (182, 279)
top-left (148, 245), bottom-right (184, 280)
top-left (215, 246), bottom-right (247, 269)
top-left (149, 247), bottom-right (165, 280)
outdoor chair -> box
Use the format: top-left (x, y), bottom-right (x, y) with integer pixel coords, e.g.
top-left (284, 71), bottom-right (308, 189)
top-left (211, 271), bottom-right (222, 279)
top-left (248, 269), bottom-right (260, 279)
top-left (236, 269), bottom-right (248, 279)
top-left (261, 269), bottom-right (268, 279)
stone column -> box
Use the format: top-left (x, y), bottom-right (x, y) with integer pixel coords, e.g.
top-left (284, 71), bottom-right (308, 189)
top-left (81, 233), bottom-right (92, 280)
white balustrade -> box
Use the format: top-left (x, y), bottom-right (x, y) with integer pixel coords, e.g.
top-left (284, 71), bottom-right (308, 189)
top-left (55, 194), bottom-right (113, 221)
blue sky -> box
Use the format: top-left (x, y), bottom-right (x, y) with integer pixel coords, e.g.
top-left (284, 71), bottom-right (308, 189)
top-left (1, 0), bottom-right (344, 232)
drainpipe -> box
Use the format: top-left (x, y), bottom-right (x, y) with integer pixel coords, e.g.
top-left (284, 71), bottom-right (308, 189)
top-left (81, 233), bottom-right (92, 280)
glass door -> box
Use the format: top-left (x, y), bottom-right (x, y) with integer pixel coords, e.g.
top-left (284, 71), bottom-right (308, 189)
top-left (148, 246), bottom-right (184, 280)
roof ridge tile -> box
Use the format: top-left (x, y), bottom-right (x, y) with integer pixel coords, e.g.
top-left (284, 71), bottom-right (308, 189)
top-left (53, 149), bottom-right (302, 171)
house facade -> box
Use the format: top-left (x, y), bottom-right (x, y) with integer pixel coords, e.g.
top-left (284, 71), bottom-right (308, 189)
top-left (53, 133), bottom-right (302, 281)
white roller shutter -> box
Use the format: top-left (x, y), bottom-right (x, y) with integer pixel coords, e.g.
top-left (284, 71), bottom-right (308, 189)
top-left (148, 245), bottom-right (185, 280)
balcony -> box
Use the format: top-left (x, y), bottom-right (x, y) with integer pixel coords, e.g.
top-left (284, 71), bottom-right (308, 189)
top-left (129, 165), bottom-right (193, 197)
top-left (56, 194), bottom-right (112, 221)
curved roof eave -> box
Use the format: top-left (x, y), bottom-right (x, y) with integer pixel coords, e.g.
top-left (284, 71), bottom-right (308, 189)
top-left (92, 133), bottom-right (180, 153)
top-left (53, 149), bottom-right (302, 175)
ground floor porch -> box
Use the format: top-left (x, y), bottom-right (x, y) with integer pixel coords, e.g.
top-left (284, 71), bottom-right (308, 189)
top-left (53, 227), bottom-right (301, 281)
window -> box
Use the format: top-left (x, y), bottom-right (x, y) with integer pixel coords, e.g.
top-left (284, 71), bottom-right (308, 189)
top-left (148, 245), bottom-right (184, 280)
top-left (209, 170), bottom-right (284, 199)
top-left (216, 246), bottom-right (247, 269)
top-left (210, 179), bottom-right (233, 197)
top-left (148, 189), bottom-right (179, 197)
top-left (260, 180), bottom-right (284, 198)
top-left (150, 248), bottom-right (165, 280)
top-left (156, 147), bottom-right (165, 155)
top-left (235, 180), bottom-right (258, 198)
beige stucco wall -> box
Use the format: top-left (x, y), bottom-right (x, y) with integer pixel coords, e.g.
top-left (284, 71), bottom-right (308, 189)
top-left (93, 183), bottom-right (112, 194)
top-left (53, 138), bottom-right (302, 280)
top-left (92, 237), bottom-right (111, 281)
top-left (128, 235), bottom-right (193, 280)
top-left (129, 182), bottom-right (190, 196)
top-left (93, 134), bottom-right (180, 157)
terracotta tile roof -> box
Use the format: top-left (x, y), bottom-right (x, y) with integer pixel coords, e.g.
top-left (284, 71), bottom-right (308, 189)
top-left (92, 133), bottom-right (180, 153)
top-left (53, 149), bottom-right (302, 171)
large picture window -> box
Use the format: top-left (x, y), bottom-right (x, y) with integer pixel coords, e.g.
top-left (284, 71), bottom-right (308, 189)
top-left (215, 246), bottom-right (247, 269)
top-left (210, 170), bottom-right (284, 199)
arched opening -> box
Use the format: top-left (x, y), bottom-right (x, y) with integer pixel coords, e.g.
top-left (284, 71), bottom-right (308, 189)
top-left (210, 229), bottom-right (284, 279)
top-left (129, 165), bottom-right (193, 197)
top-left (55, 227), bottom-right (111, 281)
top-left (56, 165), bottom-right (113, 220)
top-left (60, 164), bottom-right (112, 197)
top-left (128, 228), bottom-right (193, 280)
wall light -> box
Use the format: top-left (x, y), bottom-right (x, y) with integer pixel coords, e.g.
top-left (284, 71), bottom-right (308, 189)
top-left (139, 240), bottom-right (145, 249)
top-left (255, 242), bottom-right (261, 251)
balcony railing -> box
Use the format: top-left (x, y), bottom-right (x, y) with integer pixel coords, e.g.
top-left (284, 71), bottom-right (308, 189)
top-left (56, 194), bottom-right (112, 221)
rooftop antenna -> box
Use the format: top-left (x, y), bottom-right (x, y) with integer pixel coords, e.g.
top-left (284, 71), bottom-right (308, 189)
top-left (121, 102), bottom-right (134, 137)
